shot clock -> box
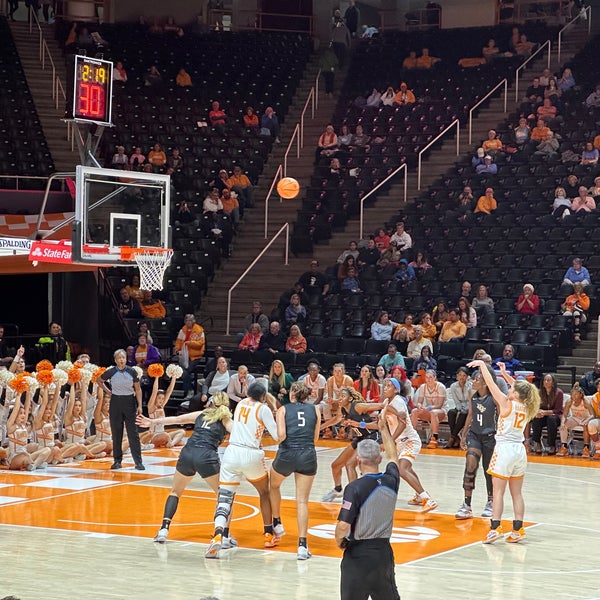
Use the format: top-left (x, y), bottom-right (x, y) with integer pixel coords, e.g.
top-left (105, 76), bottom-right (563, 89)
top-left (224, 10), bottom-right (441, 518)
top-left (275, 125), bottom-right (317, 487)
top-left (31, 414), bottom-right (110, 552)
top-left (72, 55), bottom-right (113, 126)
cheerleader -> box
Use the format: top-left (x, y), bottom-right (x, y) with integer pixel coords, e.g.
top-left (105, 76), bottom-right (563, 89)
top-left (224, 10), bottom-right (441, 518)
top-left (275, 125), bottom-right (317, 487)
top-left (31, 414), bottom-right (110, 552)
top-left (32, 383), bottom-right (63, 464)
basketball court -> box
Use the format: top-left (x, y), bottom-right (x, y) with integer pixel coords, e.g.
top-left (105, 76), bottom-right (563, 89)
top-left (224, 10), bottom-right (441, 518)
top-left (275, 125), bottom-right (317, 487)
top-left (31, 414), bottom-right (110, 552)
top-left (1, 440), bottom-right (599, 599)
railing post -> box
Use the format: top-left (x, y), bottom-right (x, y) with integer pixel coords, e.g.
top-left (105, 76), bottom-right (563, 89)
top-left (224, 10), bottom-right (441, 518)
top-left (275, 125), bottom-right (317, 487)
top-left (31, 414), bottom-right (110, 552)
top-left (418, 120), bottom-right (459, 190)
top-left (264, 164), bottom-right (282, 238)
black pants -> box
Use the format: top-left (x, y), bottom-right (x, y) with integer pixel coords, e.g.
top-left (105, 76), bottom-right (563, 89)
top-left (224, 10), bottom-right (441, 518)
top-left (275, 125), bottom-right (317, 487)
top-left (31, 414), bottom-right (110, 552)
top-left (341, 539), bottom-right (400, 600)
top-left (447, 408), bottom-right (468, 437)
top-left (531, 414), bottom-right (560, 447)
top-left (109, 394), bottom-right (142, 465)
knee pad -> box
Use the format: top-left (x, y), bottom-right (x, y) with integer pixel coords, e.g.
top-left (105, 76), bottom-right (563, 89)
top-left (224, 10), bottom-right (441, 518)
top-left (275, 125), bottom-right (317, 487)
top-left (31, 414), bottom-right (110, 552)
top-left (463, 450), bottom-right (480, 491)
top-left (215, 488), bottom-right (235, 527)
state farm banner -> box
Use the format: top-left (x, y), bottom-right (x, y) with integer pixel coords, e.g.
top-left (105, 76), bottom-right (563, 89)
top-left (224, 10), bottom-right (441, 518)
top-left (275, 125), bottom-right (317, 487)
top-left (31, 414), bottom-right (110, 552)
top-left (0, 237), bottom-right (33, 254)
top-left (28, 240), bottom-right (73, 264)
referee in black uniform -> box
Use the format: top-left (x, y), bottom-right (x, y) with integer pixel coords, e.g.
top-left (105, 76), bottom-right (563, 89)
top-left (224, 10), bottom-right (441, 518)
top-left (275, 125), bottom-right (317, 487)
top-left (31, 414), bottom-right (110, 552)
top-left (98, 349), bottom-right (145, 470)
top-left (335, 405), bottom-right (401, 600)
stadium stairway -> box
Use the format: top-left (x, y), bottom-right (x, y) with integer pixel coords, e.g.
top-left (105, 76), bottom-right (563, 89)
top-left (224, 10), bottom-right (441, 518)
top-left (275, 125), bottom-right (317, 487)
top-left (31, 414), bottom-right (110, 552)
top-left (8, 20), bottom-right (78, 171)
top-left (556, 320), bottom-right (598, 390)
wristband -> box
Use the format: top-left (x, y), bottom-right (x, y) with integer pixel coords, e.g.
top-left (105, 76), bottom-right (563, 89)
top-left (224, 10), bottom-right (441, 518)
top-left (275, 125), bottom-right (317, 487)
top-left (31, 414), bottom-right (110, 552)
top-left (359, 420), bottom-right (366, 429)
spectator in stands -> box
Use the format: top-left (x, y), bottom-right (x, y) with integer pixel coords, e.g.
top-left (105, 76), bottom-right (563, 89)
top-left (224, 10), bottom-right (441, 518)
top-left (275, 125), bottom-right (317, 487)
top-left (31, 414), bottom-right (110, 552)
top-left (472, 147), bottom-right (486, 169)
top-left (357, 238), bottom-right (380, 268)
top-left (36, 321), bottom-right (71, 363)
top-left (378, 343), bottom-right (406, 372)
top-left (378, 240), bottom-right (401, 268)
top-left (439, 308), bottom-right (466, 342)
top-left (227, 166), bottom-right (254, 210)
top-left (491, 344), bottom-right (522, 375)
top-left (337, 255), bottom-right (356, 281)
top-left (227, 365), bottom-right (256, 407)
top-left (353, 365), bottom-right (380, 402)
top-left (557, 67), bottom-right (575, 92)
top-left (562, 282), bottom-right (590, 342)
top-left (475, 155), bottom-right (498, 175)
top-left (286, 324), bottom-right (307, 354)
top-left (544, 78), bottom-right (561, 102)
top-left (297, 360), bottom-right (326, 405)
top-left (562, 174), bottom-right (580, 199)
top-left (129, 146), bottom-right (145, 170)
top-left (393, 313), bottom-right (416, 341)
top-left (420, 312), bottom-right (438, 343)
top-left (203, 188), bottom-right (223, 214)
top-left (344, 0), bottom-right (360, 37)
top-left (361, 24), bottom-right (379, 38)
top-left (411, 370), bottom-right (448, 448)
top-left (238, 323), bottom-right (262, 352)
top-left (416, 48), bottom-right (440, 69)
top-left (402, 50), bottom-right (418, 69)
top-left (579, 362), bottom-right (600, 395)
top-left (581, 141), bottom-right (599, 165)
top-left (389, 221), bottom-right (412, 251)
top-left (534, 130), bottom-right (559, 158)
top-left (408, 252), bottom-right (432, 277)
top-left (413, 346), bottom-right (437, 373)
top-left (208, 100), bottom-right (227, 130)
top-left (241, 301), bottom-right (270, 336)
top-left (460, 281), bottom-right (473, 303)
top-left (337, 125), bottom-right (353, 154)
top-left (512, 117), bottom-right (531, 147)
top-left (335, 242), bottom-right (359, 267)
top-left (458, 297), bottom-right (477, 328)
top-left (373, 228), bottom-right (390, 251)
top-left (407, 325), bottom-right (433, 359)
top-left (482, 130), bottom-right (503, 156)
top-left (432, 300), bottom-right (449, 334)
top-left (112, 146), bottom-right (129, 169)
top-left (589, 176), bottom-right (600, 199)
top-left (585, 84), bottom-right (600, 110)
top-left (175, 68), bottom-right (192, 87)
top-left (474, 187), bottom-right (497, 214)
top-left (167, 148), bottom-right (184, 171)
top-left (471, 284), bottom-right (494, 318)
top-left (113, 61), bottom-right (127, 84)
top-left (144, 65), bottom-right (163, 88)
top-left (203, 345), bottom-right (224, 375)
top-left (536, 98), bottom-right (558, 122)
top-left (482, 38), bottom-right (500, 61)
top-left (174, 314), bottom-right (206, 398)
top-left (315, 124), bottom-right (339, 163)
top-left (530, 119), bottom-right (550, 142)
top-left (243, 106), bottom-right (259, 132)
top-left (514, 34), bottom-right (535, 57)
top-left (446, 367), bottom-right (472, 448)
top-left (341, 266), bottom-right (362, 293)
top-left (330, 10), bottom-right (351, 67)
top-left (259, 321), bottom-right (287, 354)
top-left (508, 25), bottom-right (521, 51)
top-left (349, 124), bottom-right (371, 154)
top-left (148, 143), bottom-right (166, 171)
top-left (118, 287), bottom-right (142, 319)
top-left (299, 259), bottom-right (330, 296)
top-left (260, 106), bottom-right (280, 143)
top-left (571, 187), bottom-right (596, 213)
top-left (371, 311), bottom-right (398, 341)
top-left (394, 82), bottom-right (416, 106)
top-left (131, 333), bottom-right (161, 369)
top-left (552, 186), bottom-right (572, 219)
top-left (366, 88), bottom-right (382, 107)
top-left (525, 77), bottom-right (544, 103)
top-left (516, 283), bottom-right (540, 315)
top-left (539, 68), bottom-right (552, 87)
top-left (268, 359), bottom-right (295, 406)
top-left (393, 259), bottom-right (416, 286)
top-left (530, 374), bottom-right (563, 454)
top-left (381, 86), bottom-right (396, 106)
top-left (139, 290), bottom-right (166, 319)
top-left (220, 189), bottom-right (240, 226)
top-left (284, 293), bottom-right (307, 327)
top-left (455, 186), bottom-right (474, 222)
top-left (126, 274), bottom-right (143, 301)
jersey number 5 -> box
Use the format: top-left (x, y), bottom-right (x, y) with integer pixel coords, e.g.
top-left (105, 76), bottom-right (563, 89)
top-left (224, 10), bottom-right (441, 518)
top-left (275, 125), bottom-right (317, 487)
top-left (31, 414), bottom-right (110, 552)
top-left (297, 411), bottom-right (305, 427)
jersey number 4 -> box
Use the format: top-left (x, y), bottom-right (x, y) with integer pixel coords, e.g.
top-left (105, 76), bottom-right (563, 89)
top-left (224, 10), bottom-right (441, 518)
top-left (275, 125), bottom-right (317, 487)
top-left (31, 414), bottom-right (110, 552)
top-left (238, 406), bottom-right (252, 424)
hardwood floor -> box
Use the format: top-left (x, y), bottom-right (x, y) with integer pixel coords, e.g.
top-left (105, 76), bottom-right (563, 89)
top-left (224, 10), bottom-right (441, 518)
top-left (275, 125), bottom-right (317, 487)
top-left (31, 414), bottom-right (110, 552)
top-left (1, 441), bottom-right (599, 599)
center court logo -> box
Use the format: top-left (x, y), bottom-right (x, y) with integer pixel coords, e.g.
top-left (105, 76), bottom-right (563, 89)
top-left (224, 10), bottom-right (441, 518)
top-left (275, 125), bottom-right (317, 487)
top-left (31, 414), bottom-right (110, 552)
top-left (308, 523), bottom-right (440, 543)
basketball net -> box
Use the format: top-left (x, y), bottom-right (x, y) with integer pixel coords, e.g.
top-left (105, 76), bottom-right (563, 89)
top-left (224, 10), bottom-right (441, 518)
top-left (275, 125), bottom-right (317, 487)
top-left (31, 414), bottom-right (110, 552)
top-left (127, 248), bottom-right (173, 291)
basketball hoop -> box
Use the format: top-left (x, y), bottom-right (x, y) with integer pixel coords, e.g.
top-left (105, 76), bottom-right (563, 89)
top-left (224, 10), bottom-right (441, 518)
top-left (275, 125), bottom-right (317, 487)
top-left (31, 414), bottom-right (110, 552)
top-left (122, 247), bottom-right (173, 291)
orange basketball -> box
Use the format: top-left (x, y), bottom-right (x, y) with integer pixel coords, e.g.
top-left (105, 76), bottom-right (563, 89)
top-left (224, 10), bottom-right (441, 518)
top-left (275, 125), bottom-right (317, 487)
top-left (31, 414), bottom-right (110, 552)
top-left (276, 177), bottom-right (300, 199)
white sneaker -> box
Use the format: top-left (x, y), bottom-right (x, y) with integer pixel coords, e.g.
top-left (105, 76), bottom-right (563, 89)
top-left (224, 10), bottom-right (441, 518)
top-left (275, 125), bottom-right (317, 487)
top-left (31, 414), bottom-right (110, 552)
top-left (274, 523), bottom-right (285, 538)
top-left (455, 502), bottom-right (473, 520)
top-left (297, 546), bottom-right (312, 560)
top-left (481, 500), bottom-right (493, 518)
top-left (154, 528), bottom-right (168, 543)
top-left (141, 444), bottom-right (154, 451)
top-left (37, 462), bottom-right (49, 470)
top-left (221, 535), bottom-right (238, 549)
top-left (322, 489), bottom-right (343, 502)
top-left (205, 534), bottom-right (222, 559)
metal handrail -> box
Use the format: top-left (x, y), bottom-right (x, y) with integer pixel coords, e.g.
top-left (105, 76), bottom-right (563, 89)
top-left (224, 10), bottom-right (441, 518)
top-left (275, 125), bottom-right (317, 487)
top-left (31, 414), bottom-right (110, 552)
top-left (468, 79), bottom-right (508, 145)
top-left (359, 164), bottom-right (407, 239)
top-left (264, 164), bottom-right (283, 238)
top-left (417, 119), bottom-right (460, 190)
top-left (514, 40), bottom-right (551, 102)
top-left (300, 87), bottom-right (315, 149)
top-left (0, 174), bottom-right (52, 191)
top-left (225, 222), bottom-right (290, 335)
top-left (283, 124), bottom-right (300, 178)
top-left (557, 5), bottom-right (592, 65)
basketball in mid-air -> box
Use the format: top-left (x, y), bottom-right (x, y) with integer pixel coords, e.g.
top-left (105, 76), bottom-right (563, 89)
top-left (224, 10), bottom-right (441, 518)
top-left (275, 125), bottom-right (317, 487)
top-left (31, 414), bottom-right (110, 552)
top-left (276, 177), bottom-right (300, 199)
